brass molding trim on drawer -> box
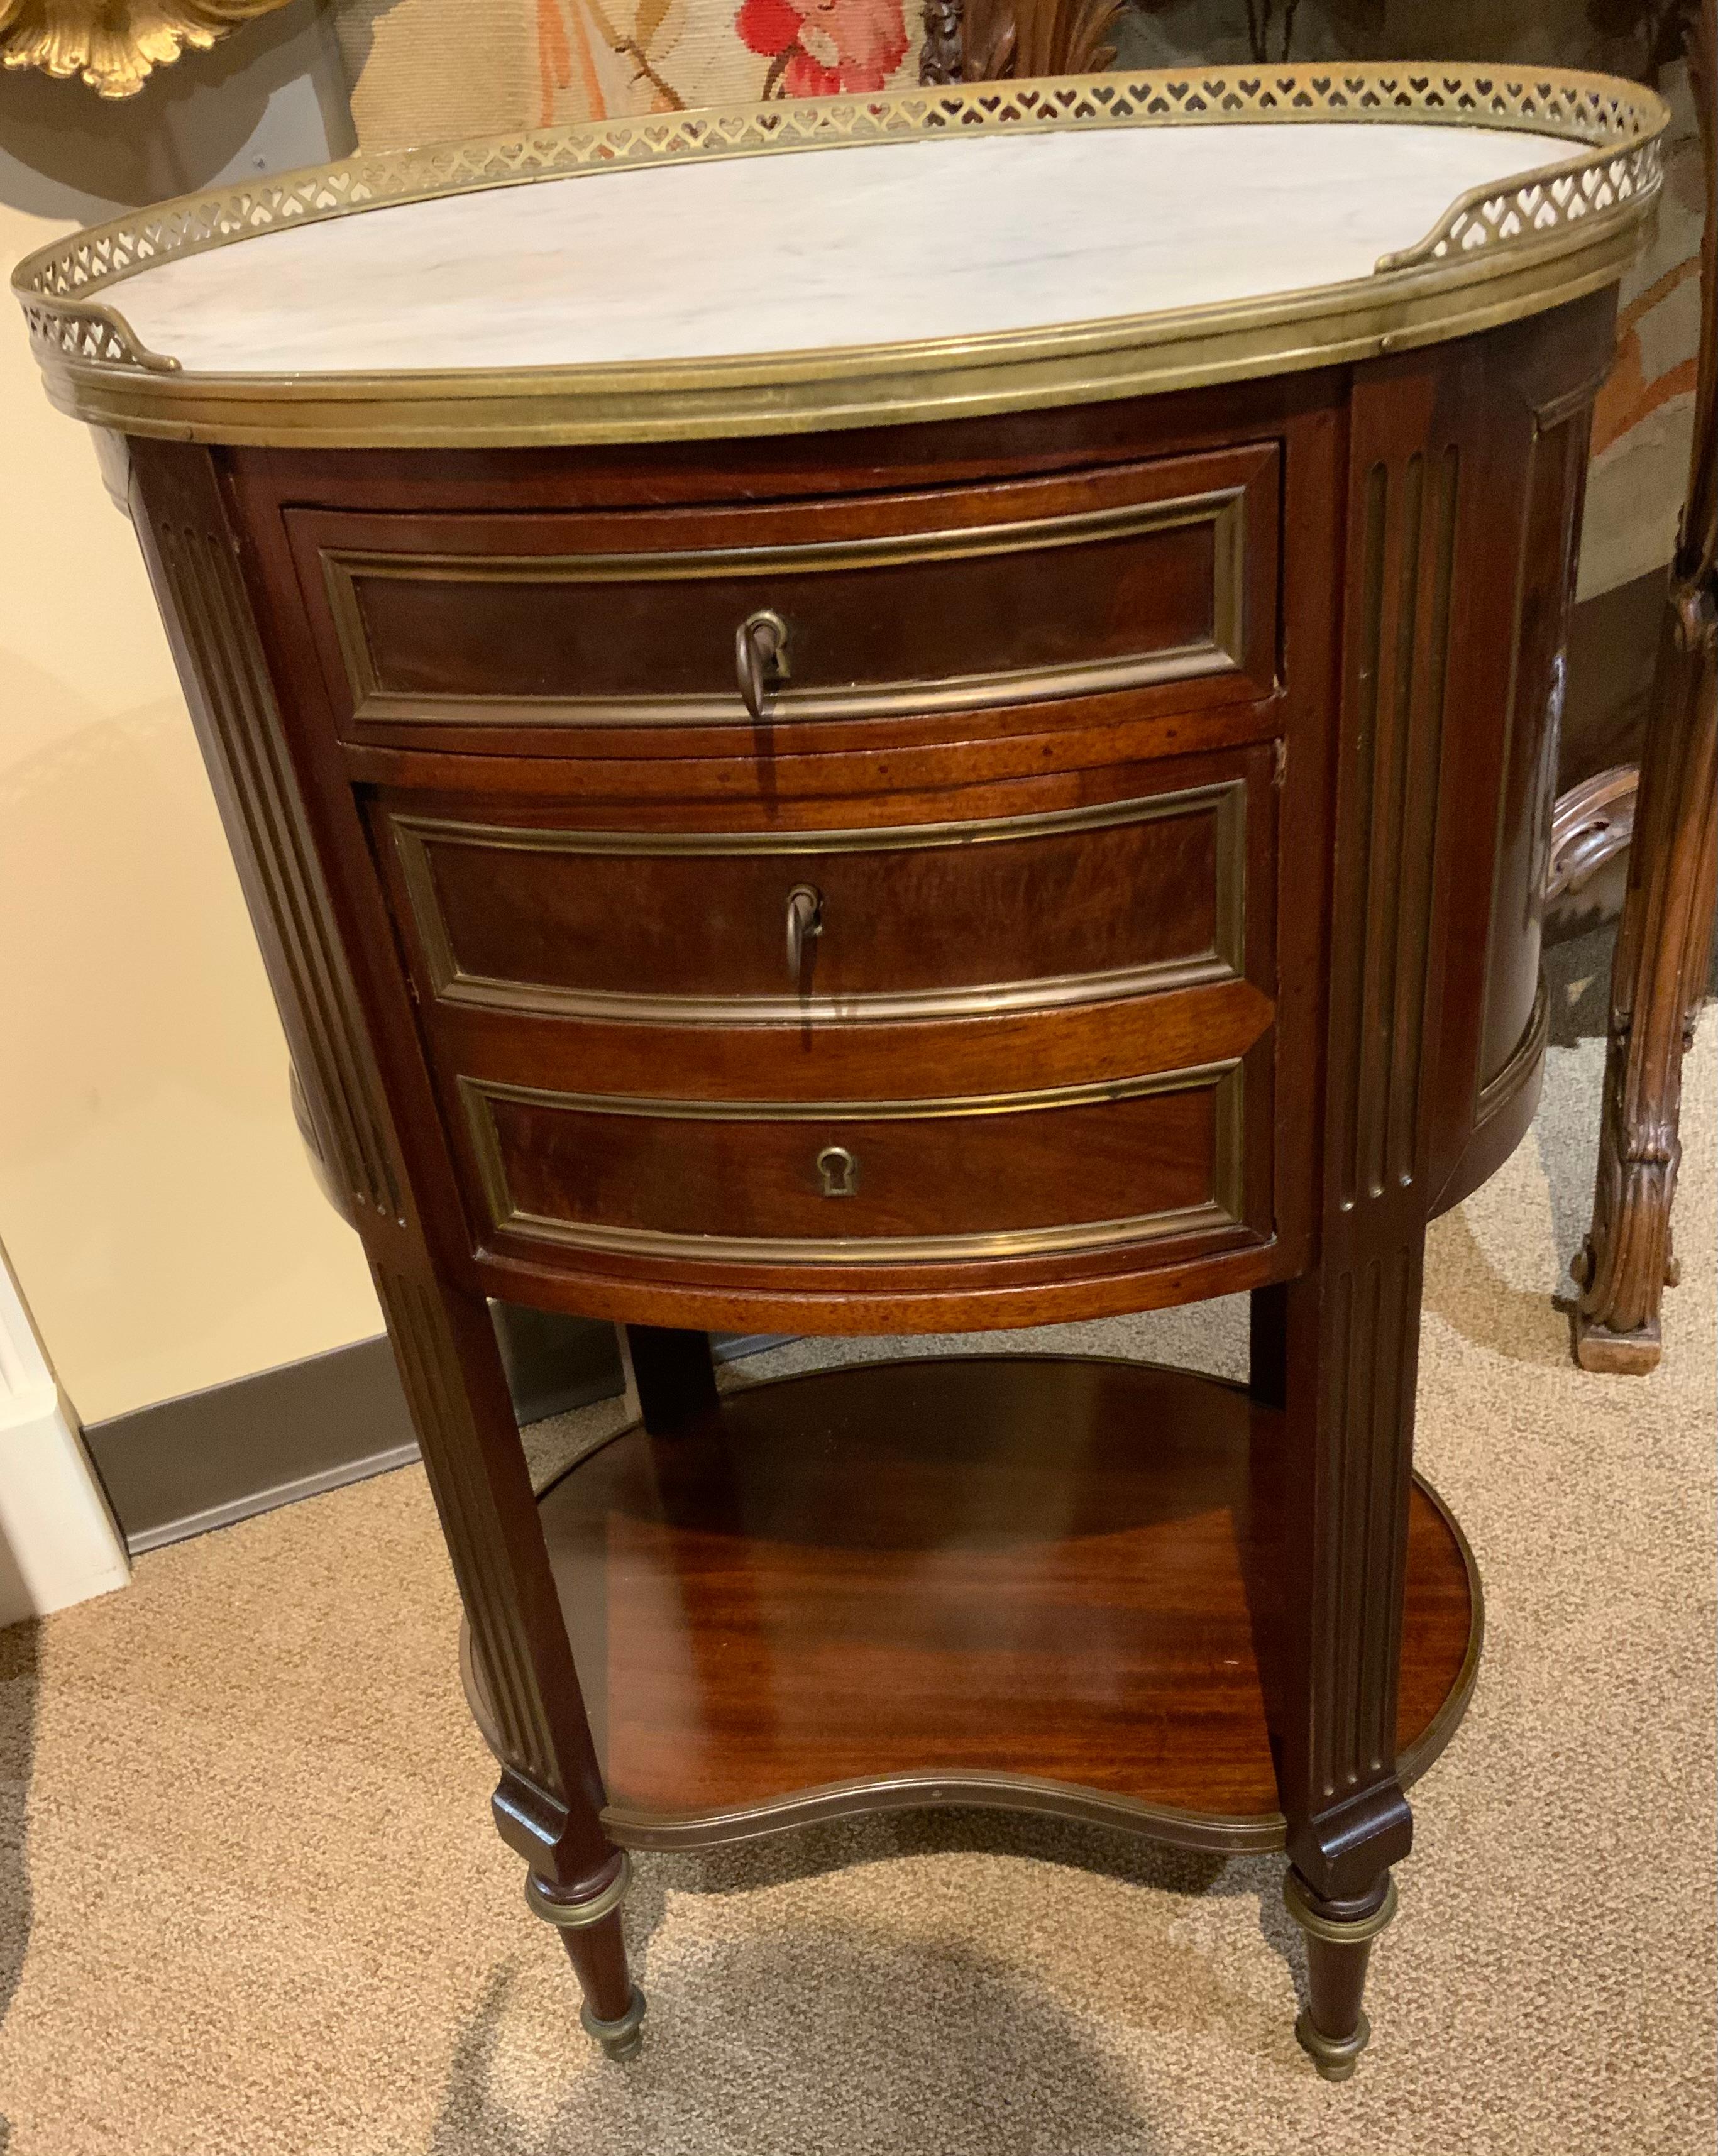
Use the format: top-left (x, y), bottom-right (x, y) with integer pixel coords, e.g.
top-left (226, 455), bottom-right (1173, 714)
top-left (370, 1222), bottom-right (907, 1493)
top-left (392, 780), bottom-right (1246, 1026)
top-left (458, 1062), bottom-right (1245, 1265)
top-left (326, 485), bottom-right (1249, 729)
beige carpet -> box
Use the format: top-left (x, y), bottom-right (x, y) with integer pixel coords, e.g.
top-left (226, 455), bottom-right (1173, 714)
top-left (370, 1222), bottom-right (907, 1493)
top-left (2, 976), bottom-right (1712, 2155)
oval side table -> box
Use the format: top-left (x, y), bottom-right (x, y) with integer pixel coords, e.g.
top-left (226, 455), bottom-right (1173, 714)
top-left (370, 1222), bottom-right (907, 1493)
top-left (14, 63), bottom-right (1668, 2080)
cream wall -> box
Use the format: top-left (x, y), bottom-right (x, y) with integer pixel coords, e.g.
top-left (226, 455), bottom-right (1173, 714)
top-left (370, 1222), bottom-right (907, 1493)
top-left (0, 15), bottom-right (381, 1428)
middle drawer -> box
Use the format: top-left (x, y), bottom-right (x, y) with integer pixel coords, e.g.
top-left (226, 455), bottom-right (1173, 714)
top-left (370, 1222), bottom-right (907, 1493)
top-left (378, 771), bottom-right (1248, 1028)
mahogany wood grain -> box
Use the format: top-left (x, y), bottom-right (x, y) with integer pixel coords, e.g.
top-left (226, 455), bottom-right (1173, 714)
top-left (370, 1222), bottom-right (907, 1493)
top-left (271, 410), bottom-right (1290, 768)
top-left (122, 441), bottom-right (640, 2041)
top-left (459, 1358), bottom-right (1477, 1848)
top-left (377, 773), bottom-right (1238, 1016)
top-left (456, 1209), bottom-right (1288, 1338)
top-left (292, 446), bottom-right (1278, 744)
top-left (238, 364), bottom-right (1336, 512)
top-left (121, 293), bottom-right (1606, 2067)
top-left (423, 976), bottom-right (1277, 1108)
top-left (1477, 393), bottom-right (1594, 1091)
top-left (475, 1068), bottom-right (1233, 1250)
top-left (1419, 289), bottom-right (1619, 1213)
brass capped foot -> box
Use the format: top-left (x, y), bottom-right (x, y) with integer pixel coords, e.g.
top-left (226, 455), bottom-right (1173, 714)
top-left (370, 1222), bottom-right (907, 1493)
top-left (581, 1986), bottom-right (647, 2061)
top-left (1295, 2005), bottom-right (1370, 2081)
top-left (1283, 1869), bottom-right (1397, 2081)
top-left (525, 1854), bottom-right (644, 2059)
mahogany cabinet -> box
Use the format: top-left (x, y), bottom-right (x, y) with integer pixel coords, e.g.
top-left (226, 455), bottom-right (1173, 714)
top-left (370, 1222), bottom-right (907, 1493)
top-left (14, 66), bottom-right (1668, 2080)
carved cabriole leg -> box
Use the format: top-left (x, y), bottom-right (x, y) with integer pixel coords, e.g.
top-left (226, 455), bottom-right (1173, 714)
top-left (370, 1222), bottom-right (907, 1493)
top-left (123, 440), bottom-right (642, 2058)
top-left (1573, 599), bottom-right (1717, 1371)
top-left (1575, 0), bottom-right (1718, 1374)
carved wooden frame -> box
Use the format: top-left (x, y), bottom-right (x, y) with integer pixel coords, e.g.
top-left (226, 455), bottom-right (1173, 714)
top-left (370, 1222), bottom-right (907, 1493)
top-left (0, 0), bottom-right (296, 98)
top-left (918, 0), bottom-right (1125, 83)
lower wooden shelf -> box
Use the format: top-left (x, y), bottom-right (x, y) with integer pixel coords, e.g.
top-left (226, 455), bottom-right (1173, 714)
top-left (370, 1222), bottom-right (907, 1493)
top-left (463, 1356), bottom-right (1481, 1854)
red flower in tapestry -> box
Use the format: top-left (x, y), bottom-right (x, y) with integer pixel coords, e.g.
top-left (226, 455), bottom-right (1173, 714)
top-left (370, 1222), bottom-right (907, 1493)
top-left (735, 0), bottom-right (909, 97)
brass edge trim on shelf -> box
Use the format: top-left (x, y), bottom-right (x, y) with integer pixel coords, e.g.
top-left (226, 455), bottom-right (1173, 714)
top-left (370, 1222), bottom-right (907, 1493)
top-left (458, 1347), bottom-right (1480, 1852)
top-left (602, 1770), bottom-right (1293, 1856)
top-left (1375, 136), bottom-right (1655, 272)
top-left (328, 485), bottom-right (1248, 725)
top-left (459, 1064), bottom-right (1242, 1265)
top-left (392, 781), bottom-right (1246, 1025)
top-left (12, 295), bottom-right (181, 374)
top-left (12, 65), bottom-right (1666, 447)
top-left (1394, 1471), bottom-right (1485, 1796)
top-left (593, 1475), bottom-right (1478, 1845)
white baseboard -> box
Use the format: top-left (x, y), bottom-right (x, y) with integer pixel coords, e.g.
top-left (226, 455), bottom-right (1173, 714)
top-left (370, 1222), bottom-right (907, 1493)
top-left (1, 1253), bottom-right (130, 1627)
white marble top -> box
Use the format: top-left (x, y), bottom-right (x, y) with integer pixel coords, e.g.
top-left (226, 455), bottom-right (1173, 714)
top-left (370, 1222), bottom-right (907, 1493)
top-left (113, 123), bottom-right (1566, 377)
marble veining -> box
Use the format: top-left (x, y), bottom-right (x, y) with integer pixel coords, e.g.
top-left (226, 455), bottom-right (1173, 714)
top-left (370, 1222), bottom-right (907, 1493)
top-left (112, 123), bottom-right (1568, 377)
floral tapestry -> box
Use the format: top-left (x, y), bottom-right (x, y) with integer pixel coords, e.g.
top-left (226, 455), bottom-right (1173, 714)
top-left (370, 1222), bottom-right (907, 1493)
top-left (532, 0), bottom-right (915, 118)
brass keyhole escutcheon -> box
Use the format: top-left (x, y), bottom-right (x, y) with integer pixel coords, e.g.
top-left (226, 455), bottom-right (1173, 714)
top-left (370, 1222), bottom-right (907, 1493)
top-left (816, 1145), bottom-right (859, 1199)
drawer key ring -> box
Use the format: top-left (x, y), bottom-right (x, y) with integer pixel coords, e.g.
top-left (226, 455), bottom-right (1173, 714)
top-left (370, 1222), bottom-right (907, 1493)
top-left (815, 1145), bottom-right (859, 1199)
top-left (785, 883), bottom-right (824, 979)
top-left (735, 608), bottom-right (790, 720)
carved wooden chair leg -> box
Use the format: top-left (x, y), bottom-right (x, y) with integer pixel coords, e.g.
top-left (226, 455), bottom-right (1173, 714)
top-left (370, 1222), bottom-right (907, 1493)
top-left (1573, 654), bottom-right (1717, 1372)
top-left (526, 1859), bottom-right (647, 2060)
top-left (1573, 0), bottom-right (1718, 1373)
top-left (1283, 1871), bottom-right (1399, 2081)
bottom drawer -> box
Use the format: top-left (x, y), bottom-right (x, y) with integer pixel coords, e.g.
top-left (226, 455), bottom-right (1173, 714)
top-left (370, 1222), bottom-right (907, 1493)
top-left (459, 1065), bottom-right (1245, 1265)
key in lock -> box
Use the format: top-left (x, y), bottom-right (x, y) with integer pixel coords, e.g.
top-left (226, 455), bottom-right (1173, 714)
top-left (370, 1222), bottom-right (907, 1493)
top-left (815, 1145), bottom-right (859, 1198)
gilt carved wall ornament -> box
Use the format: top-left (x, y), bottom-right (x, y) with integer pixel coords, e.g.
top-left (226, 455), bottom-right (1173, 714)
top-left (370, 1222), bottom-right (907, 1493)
top-left (0, 0), bottom-right (297, 98)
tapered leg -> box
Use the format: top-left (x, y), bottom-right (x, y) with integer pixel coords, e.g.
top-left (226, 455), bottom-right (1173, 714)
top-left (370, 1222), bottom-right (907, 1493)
top-left (526, 1857), bottom-right (647, 2059)
top-left (1268, 1247), bottom-right (1421, 2076)
top-left (1248, 1282), bottom-right (1289, 1410)
top-left (622, 1325), bottom-right (720, 1433)
top-left (126, 436), bottom-right (646, 2062)
top-left (377, 1270), bottom-right (646, 2059)
top-left (1283, 1871), bottom-right (1399, 2081)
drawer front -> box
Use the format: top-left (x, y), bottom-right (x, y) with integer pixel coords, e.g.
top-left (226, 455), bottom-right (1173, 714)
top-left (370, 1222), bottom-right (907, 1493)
top-left (461, 1066), bottom-right (1244, 1265)
top-left (294, 445), bottom-right (1279, 739)
top-left (384, 775), bottom-right (1248, 1025)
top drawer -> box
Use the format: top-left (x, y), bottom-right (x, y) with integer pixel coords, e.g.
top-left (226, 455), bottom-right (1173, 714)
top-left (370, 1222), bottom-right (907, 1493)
top-left (287, 444), bottom-right (1280, 747)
